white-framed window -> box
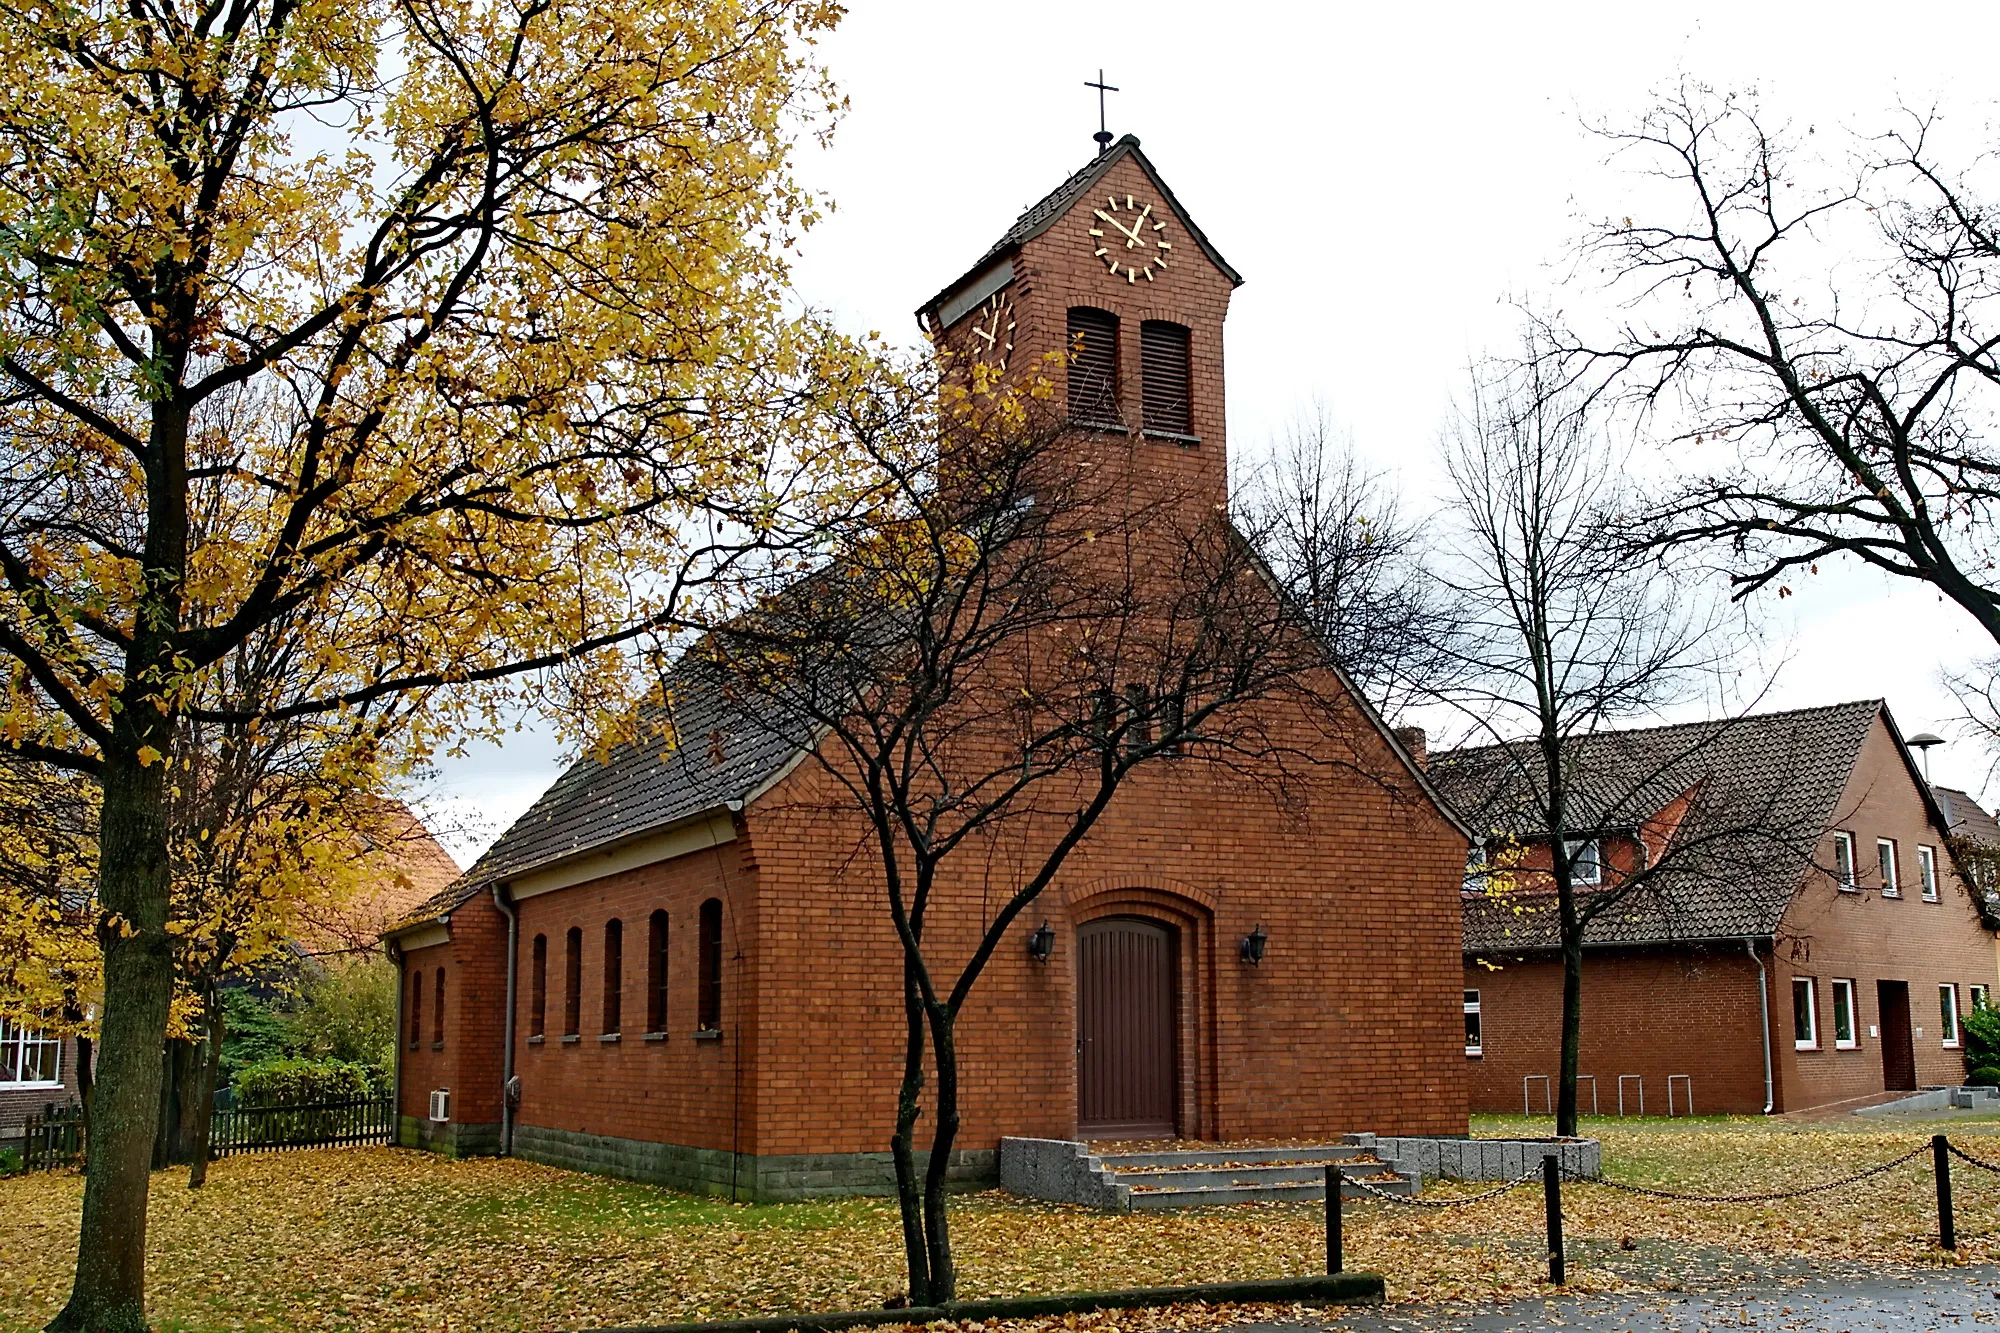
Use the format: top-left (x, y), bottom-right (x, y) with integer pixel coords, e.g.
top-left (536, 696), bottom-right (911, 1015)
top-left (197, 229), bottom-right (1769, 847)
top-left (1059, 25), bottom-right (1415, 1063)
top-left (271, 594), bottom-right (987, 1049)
top-left (0, 1022), bottom-right (61, 1087)
top-left (1565, 839), bottom-right (1602, 886)
top-left (1973, 984), bottom-right (1990, 1012)
top-left (1463, 846), bottom-right (1487, 894)
top-left (1878, 839), bottom-right (1900, 896)
top-left (1918, 845), bottom-right (1940, 902)
top-left (1793, 977), bottom-right (1819, 1050)
top-left (1941, 984), bottom-right (1962, 1048)
top-left (1831, 979), bottom-right (1858, 1049)
top-left (1833, 832), bottom-right (1857, 890)
top-left (1464, 989), bottom-right (1483, 1056)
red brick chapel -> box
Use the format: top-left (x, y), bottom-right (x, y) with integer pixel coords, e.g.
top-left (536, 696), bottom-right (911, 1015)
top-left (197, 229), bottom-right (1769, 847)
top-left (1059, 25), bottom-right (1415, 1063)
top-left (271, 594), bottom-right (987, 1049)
top-left (386, 136), bottom-right (1474, 1200)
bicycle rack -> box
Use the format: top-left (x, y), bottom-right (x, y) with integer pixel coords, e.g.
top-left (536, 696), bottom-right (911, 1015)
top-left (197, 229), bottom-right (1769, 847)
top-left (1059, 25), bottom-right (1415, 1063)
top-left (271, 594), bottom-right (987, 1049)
top-left (1576, 1073), bottom-right (1599, 1115)
top-left (1667, 1074), bottom-right (1694, 1117)
top-left (1523, 1073), bottom-right (1552, 1115)
top-left (1617, 1074), bottom-right (1644, 1116)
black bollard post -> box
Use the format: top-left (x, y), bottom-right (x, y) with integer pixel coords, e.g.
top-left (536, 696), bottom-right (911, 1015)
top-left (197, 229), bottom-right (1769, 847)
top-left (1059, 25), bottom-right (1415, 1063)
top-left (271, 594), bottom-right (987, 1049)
top-left (1326, 1164), bottom-right (1343, 1274)
top-left (1935, 1134), bottom-right (1957, 1251)
top-left (1543, 1152), bottom-right (1565, 1285)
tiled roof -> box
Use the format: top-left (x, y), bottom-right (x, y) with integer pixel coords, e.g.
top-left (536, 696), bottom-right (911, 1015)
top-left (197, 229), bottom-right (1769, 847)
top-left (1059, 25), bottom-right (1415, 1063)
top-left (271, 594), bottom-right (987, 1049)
top-left (1440, 701), bottom-right (1888, 951)
top-left (471, 655), bottom-right (809, 885)
top-left (389, 650), bottom-right (811, 934)
top-left (916, 135), bottom-right (1243, 327)
top-left (1933, 785), bottom-right (2000, 847)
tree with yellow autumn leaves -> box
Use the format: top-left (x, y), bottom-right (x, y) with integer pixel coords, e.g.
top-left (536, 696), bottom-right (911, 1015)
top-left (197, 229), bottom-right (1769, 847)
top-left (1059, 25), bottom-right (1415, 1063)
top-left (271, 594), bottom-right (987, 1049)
top-left (0, 0), bottom-right (854, 1323)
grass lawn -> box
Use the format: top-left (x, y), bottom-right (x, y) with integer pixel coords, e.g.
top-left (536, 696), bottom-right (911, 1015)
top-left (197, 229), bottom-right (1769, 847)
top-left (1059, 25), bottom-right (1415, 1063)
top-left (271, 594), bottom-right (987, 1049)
top-left (5, 1118), bottom-right (2000, 1332)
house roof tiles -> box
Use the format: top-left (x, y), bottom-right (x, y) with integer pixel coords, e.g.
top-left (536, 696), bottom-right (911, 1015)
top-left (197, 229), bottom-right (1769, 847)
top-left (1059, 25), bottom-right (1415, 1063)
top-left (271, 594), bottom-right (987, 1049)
top-left (1439, 700), bottom-right (1896, 952)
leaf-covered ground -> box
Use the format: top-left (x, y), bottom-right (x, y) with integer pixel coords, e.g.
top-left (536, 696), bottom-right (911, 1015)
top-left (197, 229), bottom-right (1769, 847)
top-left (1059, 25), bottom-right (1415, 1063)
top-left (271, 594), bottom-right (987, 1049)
top-left (4, 1116), bottom-right (1999, 1332)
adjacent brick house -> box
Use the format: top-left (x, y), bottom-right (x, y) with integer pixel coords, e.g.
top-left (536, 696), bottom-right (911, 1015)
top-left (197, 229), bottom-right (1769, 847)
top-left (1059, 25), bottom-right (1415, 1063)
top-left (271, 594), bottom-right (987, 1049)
top-left (0, 1024), bottom-right (82, 1152)
top-left (1442, 700), bottom-right (1999, 1116)
top-left (385, 137), bottom-right (1475, 1199)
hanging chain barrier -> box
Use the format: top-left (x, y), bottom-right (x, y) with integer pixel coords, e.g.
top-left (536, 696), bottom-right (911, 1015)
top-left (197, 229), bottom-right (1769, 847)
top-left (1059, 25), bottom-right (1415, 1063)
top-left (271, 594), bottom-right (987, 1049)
top-left (1561, 1142), bottom-right (1933, 1204)
top-left (1323, 1137), bottom-right (1967, 1288)
top-left (1343, 1164), bottom-right (1546, 1208)
top-left (1947, 1141), bottom-right (2000, 1176)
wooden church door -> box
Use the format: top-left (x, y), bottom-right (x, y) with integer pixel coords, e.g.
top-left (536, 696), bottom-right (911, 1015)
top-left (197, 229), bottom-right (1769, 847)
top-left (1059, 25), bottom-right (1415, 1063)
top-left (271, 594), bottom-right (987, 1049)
top-left (1076, 917), bottom-right (1179, 1139)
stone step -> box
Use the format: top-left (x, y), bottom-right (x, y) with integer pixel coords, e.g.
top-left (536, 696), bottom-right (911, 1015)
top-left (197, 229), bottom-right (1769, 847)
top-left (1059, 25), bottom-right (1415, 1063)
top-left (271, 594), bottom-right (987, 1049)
top-left (1096, 1144), bottom-right (1380, 1170)
top-left (1125, 1173), bottom-right (1420, 1209)
top-left (1104, 1161), bottom-right (1393, 1189)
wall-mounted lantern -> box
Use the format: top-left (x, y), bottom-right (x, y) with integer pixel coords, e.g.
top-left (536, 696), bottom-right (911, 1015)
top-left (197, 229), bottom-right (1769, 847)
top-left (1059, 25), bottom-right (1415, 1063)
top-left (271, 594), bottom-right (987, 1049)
top-left (1240, 924), bottom-right (1268, 966)
top-left (1028, 921), bottom-right (1056, 963)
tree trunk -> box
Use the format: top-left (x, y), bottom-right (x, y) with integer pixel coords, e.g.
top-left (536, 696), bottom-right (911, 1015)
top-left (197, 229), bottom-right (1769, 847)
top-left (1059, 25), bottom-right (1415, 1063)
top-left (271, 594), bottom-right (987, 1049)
top-left (49, 751), bottom-right (177, 1333)
top-left (921, 1005), bottom-right (960, 1305)
top-left (889, 959), bottom-right (930, 1306)
top-left (1557, 923), bottom-right (1584, 1138)
top-left (154, 1040), bottom-right (199, 1168)
top-left (74, 1034), bottom-right (94, 1171)
top-left (187, 997), bottom-right (223, 1188)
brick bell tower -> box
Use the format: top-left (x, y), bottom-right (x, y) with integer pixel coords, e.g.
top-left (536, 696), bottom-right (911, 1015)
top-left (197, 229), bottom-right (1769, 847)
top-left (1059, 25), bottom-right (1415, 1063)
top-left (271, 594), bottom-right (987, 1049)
top-left (917, 135), bottom-right (1243, 512)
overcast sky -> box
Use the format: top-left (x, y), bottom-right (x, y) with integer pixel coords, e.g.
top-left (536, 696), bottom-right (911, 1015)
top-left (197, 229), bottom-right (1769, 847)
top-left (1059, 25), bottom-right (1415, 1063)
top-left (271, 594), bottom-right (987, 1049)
top-left (422, 0), bottom-right (2000, 865)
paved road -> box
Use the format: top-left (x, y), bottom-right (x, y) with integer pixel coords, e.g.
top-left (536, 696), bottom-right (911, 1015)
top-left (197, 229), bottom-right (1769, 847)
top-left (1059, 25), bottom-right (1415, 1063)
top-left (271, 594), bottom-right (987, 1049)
top-left (1242, 1268), bottom-right (2000, 1332)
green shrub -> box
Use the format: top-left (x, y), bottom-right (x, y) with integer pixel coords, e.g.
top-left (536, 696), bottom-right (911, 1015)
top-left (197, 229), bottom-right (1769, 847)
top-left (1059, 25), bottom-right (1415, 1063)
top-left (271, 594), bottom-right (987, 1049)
top-left (1969, 1065), bottom-right (2000, 1089)
top-left (0, 1147), bottom-right (22, 1177)
top-left (231, 1057), bottom-right (388, 1107)
top-left (1963, 1003), bottom-right (2000, 1071)
top-left (219, 988), bottom-right (298, 1084)
top-left (288, 959), bottom-right (397, 1070)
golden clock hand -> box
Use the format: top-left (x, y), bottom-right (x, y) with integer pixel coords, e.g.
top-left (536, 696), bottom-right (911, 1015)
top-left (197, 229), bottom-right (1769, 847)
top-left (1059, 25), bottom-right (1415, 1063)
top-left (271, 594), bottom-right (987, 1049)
top-left (1094, 208), bottom-right (1142, 245)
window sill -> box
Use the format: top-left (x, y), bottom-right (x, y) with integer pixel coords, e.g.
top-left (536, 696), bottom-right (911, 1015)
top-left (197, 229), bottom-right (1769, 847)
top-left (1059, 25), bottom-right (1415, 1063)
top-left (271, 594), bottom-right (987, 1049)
top-left (559, 1034), bottom-right (580, 1045)
top-left (1945, 1042), bottom-right (1962, 1050)
top-left (430, 1042), bottom-right (444, 1051)
top-left (693, 1028), bottom-right (723, 1042)
top-left (1882, 891), bottom-right (1900, 899)
top-left (0, 1080), bottom-right (63, 1091)
top-left (1795, 1043), bottom-right (1819, 1052)
top-left (1141, 428), bottom-right (1200, 446)
top-left (1837, 884), bottom-right (1859, 893)
top-left (1835, 1041), bottom-right (1859, 1051)
top-left (642, 1032), bottom-right (668, 1043)
top-left (526, 1035), bottom-right (546, 1046)
top-left (1068, 418), bottom-right (1129, 434)
top-left (598, 1033), bottom-right (621, 1044)
top-left (1923, 896), bottom-right (1941, 904)
top-left (1464, 1050), bottom-right (1482, 1058)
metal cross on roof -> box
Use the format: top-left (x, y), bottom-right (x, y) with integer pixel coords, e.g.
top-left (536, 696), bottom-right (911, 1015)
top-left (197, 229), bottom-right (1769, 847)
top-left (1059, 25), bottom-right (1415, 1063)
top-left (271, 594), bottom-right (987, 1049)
top-left (1085, 69), bottom-right (1118, 155)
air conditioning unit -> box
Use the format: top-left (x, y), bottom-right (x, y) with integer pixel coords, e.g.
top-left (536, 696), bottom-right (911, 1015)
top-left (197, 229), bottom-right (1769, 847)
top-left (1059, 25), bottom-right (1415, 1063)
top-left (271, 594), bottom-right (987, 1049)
top-left (428, 1088), bottom-right (450, 1123)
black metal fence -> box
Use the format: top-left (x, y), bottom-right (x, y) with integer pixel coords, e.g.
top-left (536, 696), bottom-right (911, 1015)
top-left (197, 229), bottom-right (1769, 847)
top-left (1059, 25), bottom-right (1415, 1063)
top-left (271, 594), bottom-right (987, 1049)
top-left (209, 1096), bottom-right (394, 1157)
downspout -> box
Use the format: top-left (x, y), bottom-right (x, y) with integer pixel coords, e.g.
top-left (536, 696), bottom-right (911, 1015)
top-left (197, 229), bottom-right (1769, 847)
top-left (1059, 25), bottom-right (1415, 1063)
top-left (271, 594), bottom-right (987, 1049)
top-left (492, 883), bottom-right (519, 1156)
top-left (1746, 937), bottom-right (1774, 1115)
top-left (386, 939), bottom-right (405, 1146)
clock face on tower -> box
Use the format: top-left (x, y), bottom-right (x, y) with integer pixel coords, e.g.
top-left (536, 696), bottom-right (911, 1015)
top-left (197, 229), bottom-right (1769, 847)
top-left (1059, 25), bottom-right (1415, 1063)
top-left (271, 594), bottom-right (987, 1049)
top-left (1087, 193), bottom-right (1172, 282)
top-left (967, 291), bottom-right (1014, 369)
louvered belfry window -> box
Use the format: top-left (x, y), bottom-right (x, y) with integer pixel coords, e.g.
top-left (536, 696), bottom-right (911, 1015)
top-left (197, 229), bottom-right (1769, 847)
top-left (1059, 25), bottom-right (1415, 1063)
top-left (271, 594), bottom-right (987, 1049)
top-left (1067, 307), bottom-right (1120, 426)
top-left (1141, 320), bottom-right (1192, 435)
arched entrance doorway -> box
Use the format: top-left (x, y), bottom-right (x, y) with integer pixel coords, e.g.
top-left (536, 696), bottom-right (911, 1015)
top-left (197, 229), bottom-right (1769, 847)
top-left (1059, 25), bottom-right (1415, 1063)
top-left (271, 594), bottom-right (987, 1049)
top-left (1077, 916), bottom-right (1179, 1139)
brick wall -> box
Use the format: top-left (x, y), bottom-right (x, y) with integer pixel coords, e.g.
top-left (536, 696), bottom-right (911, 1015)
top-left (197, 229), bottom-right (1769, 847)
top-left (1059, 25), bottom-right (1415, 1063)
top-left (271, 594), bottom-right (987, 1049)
top-left (396, 896), bottom-right (507, 1146)
top-left (1464, 946), bottom-right (1771, 1114)
top-left (505, 839), bottom-right (751, 1156)
top-left (738, 695), bottom-right (1469, 1161)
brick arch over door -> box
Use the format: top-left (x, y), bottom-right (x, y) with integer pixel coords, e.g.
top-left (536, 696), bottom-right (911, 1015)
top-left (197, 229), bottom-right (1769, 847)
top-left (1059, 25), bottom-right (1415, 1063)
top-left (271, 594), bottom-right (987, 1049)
top-left (1066, 884), bottom-right (1217, 1141)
